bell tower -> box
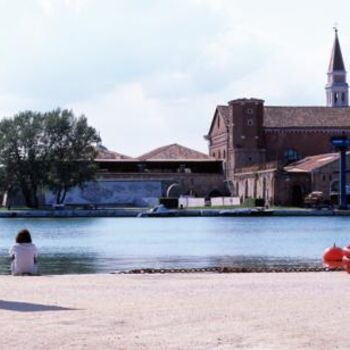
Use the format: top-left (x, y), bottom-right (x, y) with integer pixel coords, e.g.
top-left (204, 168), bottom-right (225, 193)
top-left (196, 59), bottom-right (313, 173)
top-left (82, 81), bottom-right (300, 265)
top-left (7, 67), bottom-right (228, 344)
top-left (326, 28), bottom-right (348, 107)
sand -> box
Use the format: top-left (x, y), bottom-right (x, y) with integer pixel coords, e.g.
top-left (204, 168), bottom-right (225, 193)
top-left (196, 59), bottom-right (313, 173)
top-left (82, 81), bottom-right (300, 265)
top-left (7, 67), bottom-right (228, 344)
top-left (0, 272), bottom-right (350, 350)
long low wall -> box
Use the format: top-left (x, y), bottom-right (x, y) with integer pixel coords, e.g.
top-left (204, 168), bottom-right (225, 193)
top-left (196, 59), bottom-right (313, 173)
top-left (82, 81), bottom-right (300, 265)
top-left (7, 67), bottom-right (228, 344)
top-left (45, 180), bottom-right (162, 207)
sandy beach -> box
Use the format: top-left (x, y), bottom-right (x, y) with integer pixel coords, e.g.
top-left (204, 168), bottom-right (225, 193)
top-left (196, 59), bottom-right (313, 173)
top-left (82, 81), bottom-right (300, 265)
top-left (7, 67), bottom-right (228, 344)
top-left (0, 272), bottom-right (350, 350)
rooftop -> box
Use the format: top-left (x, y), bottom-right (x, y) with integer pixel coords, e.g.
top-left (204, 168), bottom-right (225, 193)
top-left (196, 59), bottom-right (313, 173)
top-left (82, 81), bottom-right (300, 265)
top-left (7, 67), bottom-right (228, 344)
top-left (95, 145), bottom-right (133, 160)
top-left (264, 106), bottom-right (350, 128)
top-left (138, 143), bottom-right (213, 161)
top-left (284, 152), bottom-right (342, 173)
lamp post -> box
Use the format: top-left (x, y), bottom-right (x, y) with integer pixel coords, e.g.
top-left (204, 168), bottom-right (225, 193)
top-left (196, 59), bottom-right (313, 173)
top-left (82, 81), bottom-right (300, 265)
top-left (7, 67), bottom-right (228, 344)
top-left (330, 136), bottom-right (349, 210)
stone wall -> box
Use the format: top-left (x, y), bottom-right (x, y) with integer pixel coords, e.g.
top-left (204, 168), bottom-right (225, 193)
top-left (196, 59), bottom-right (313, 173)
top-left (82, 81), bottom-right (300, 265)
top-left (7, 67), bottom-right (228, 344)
top-left (97, 172), bottom-right (228, 199)
top-left (233, 169), bottom-right (276, 206)
top-left (45, 180), bottom-right (162, 206)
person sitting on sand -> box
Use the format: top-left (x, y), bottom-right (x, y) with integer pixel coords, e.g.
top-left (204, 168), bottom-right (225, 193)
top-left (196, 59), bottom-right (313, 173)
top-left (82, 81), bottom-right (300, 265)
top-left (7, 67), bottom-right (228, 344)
top-left (9, 229), bottom-right (38, 276)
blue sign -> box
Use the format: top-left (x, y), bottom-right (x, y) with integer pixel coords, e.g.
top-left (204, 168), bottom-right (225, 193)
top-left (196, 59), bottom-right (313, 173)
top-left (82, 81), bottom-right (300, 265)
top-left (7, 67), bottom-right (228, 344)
top-left (331, 137), bottom-right (350, 148)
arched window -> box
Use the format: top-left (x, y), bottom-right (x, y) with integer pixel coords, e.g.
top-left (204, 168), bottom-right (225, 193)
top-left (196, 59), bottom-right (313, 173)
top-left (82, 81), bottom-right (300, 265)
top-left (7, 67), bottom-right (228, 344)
top-left (284, 149), bottom-right (300, 162)
top-left (223, 150), bottom-right (226, 159)
top-left (218, 150), bottom-right (221, 159)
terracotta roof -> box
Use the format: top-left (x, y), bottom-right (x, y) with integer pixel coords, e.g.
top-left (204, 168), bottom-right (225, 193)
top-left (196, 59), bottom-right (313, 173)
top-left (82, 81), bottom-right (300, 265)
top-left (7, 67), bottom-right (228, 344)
top-left (328, 30), bottom-right (346, 72)
top-left (95, 145), bottom-right (133, 160)
top-left (138, 143), bottom-right (213, 161)
top-left (284, 152), bottom-right (340, 173)
top-left (263, 106), bottom-right (350, 128)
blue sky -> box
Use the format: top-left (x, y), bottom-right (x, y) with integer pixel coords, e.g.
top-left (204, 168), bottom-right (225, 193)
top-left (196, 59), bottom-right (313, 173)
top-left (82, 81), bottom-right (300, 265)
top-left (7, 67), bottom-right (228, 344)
top-left (0, 0), bottom-right (348, 156)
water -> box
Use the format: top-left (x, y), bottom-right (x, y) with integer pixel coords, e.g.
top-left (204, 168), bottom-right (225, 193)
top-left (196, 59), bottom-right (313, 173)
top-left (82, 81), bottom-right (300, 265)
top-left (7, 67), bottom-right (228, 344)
top-left (0, 216), bottom-right (349, 275)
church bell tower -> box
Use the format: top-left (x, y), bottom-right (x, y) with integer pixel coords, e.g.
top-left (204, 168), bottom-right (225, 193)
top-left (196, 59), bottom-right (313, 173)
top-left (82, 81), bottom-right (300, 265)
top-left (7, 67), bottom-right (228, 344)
top-left (326, 28), bottom-right (349, 107)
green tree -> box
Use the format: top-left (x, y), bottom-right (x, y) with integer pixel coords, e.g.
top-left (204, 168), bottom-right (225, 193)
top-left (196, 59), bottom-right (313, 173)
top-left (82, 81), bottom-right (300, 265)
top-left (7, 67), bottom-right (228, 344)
top-left (44, 109), bottom-right (101, 204)
top-left (0, 111), bottom-right (47, 208)
top-left (0, 109), bottom-right (100, 207)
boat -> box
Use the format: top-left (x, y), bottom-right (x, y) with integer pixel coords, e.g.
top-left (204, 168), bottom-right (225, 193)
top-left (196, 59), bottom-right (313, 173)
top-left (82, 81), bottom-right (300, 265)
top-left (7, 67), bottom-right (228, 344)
top-left (138, 204), bottom-right (179, 217)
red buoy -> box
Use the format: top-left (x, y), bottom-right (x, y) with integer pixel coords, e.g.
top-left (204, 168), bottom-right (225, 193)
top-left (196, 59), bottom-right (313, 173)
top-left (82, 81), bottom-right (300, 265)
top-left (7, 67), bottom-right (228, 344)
top-left (323, 243), bottom-right (344, 262)
top-left (323, 260), bottom-right (344, 270)
top-left (343, 245), bottom-right (350, 258)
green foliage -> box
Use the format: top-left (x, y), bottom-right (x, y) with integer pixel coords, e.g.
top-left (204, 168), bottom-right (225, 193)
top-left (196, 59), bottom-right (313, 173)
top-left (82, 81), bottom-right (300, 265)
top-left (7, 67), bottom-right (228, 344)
top-left (43, 110), bottom-right (100, 204)
top-left (0, 109), bottom-right (101, 207)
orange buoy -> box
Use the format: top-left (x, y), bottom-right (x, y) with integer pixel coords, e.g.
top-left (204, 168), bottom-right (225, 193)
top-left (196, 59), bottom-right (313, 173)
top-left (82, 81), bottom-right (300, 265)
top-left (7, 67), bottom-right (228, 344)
top-left (323, 260), bottom-right (344, 270)
top-left (323, 243), bottom-right (344, 262)
top-left (343, 245), bottom-right (350, 258)
top-left (342, 256), bottom-right (350, 274)
top-left (342, 255), bottom-right (350, 264)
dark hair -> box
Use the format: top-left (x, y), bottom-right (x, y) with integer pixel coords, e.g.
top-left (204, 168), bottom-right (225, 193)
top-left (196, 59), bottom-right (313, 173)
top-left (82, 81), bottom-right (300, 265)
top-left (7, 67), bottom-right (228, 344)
top-left (16, 229), bottom-right (32, 244)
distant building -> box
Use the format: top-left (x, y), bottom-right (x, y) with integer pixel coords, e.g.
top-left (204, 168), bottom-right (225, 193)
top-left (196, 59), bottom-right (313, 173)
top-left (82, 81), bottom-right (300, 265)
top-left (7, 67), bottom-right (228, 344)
top-left (41, 143), bottom-right (226, 207)
top-left (206, 29), bottom-right (350, 206)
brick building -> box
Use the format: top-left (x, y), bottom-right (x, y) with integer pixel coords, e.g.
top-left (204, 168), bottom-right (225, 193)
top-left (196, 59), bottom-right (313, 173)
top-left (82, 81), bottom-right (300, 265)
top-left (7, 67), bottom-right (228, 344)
top-left (40, 143), bottom-right (226, 207)
top-left (6, 143), bottom-right (226, 208)
top-left (206, 29), bottom-right (350, 206)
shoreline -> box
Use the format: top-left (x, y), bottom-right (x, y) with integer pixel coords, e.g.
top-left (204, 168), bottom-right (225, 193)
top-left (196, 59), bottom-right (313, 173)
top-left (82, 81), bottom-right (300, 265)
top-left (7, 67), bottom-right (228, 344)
top-left (0, 207), bottom-right (349, 218)
top-left (118, 266), bottom-right (328, 274)
top-left (1, 272), bottom-right (350, 349)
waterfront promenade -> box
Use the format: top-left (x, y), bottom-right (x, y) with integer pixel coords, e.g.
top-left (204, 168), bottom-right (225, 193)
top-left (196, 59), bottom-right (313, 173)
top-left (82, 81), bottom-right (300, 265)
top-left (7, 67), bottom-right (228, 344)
top-left (1, 272), bottom-right (350, 349)
top-left (1, 207), bottom-right (350, 217)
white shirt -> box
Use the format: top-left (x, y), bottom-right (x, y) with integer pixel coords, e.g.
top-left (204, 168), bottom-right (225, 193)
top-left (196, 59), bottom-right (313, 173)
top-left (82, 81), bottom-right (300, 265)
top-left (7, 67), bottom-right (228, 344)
top-left (9, 243), bottom-right (38, 275)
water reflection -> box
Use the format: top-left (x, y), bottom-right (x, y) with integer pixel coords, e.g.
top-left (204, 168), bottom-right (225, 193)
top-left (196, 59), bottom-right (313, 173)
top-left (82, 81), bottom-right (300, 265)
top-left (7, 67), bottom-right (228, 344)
top-left (0, 251), bottom-right (100, 275)
top-left (0, 216), bottom-right (348, 274)
top-left (38, 253), bottom-right (100, 275)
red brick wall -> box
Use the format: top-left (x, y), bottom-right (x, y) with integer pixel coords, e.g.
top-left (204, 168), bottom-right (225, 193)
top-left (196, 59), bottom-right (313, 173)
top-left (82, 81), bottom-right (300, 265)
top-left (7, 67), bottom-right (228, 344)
top-left (265, 130), bottom-right (350, 162)
top-left (208, 113), bottom-right (228, 160)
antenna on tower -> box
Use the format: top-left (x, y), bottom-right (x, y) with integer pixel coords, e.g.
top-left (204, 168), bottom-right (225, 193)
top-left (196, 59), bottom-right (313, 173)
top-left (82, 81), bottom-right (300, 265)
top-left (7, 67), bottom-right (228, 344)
top-left (333, 23), bottom-right (339, 33)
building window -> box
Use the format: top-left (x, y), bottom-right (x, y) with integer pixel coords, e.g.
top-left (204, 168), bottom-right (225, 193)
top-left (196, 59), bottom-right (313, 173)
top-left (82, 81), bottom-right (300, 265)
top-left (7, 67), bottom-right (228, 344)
top-left (322, 175), bottom-right (326, 181)
top-left (223, 150), bottom-right (226, 159)
top-left (246, 108), bottom-right (254, 115)
top-left (218, 150), bottom-right (221, 159)
top-left (342, 93), bottom-right (346, 102)
top-left (212, 152), bottom-right (216, 158)
top-left (217, 116), bottom-right (220, 128)
top-left (331, 180), bottom-right (339, 193)
top-left (284, 149), bottom-right (300, 162)
top-left (247, 119), bottom-right (254, 126)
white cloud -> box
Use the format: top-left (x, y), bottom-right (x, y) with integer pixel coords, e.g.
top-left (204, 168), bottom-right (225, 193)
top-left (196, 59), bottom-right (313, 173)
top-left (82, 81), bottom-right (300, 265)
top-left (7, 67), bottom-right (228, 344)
top-left (0, 0), bottom-right (348, 154)
top-left (70, 81), bottom-right (219, 156)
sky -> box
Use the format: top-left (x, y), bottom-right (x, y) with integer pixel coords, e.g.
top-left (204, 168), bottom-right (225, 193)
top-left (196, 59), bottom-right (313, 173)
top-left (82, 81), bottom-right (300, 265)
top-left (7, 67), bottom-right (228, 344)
top-left (0, 0), bottom-right (348, 156)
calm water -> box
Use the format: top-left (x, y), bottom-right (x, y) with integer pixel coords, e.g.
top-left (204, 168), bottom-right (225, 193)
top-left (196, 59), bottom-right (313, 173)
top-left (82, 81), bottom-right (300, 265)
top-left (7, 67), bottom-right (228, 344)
top-left (0, 216), bottom-right (349, 274)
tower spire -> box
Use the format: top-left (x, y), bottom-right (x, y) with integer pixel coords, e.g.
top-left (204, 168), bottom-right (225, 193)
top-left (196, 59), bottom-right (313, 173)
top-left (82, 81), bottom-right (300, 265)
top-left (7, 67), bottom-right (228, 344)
top-left (326, 28), bottom-right (348, 107)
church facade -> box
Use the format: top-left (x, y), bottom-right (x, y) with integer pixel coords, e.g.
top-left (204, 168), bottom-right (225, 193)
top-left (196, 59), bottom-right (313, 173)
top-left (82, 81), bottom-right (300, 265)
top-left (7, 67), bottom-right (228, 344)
top-left (206, 30), bottom-right (350, 206)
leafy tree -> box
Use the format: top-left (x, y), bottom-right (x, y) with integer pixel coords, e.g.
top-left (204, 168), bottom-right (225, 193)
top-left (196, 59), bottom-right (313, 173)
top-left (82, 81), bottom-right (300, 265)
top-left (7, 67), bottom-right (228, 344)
top-left (0, 112), bottom-right (46, 208)
top-left (0, 109), bottom-right (100, 207)
top-left (43, 109), bottom-right (101, 204)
